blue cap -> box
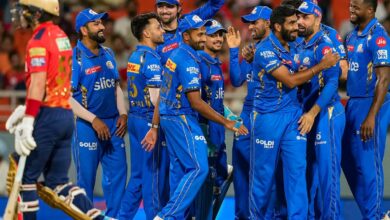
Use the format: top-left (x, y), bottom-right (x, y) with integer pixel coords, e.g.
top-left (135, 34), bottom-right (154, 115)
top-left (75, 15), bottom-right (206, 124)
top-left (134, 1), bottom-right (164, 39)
top-left (155, 0), bottom-right (180, 5)
top-left (206, 20), bottom-right (227, 35)
top-left (297, 1), bottom-right (322, 17)
top-left (241, 6), bottom-right (272, 23)
top-left (178, 14), bottom-right (212, 33)
top-left (75, 8), bottom-right (108, 33)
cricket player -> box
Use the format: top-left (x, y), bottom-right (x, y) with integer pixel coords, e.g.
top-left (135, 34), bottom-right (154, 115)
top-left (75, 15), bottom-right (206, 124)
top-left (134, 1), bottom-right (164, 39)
top-left (70, 8), bottom-right (127, 218)
top-left (296, 2), bottom-right (346, 219)
top-left (143, 14), bottom-right (248, 220)
top-left (198, 19), bottom-right (229, 190)
top-left (250, 5), bottom-right (339, 219)
top-left (155, 0), bottom-right (224, 64)
top-left (118, 13), bottom-right (169, 220)
top-left (6, 0), bottom-right (106, 219)
top-left (226, 6), bottom-right (272, 219)
top-left (342, 0), bottom-right (390, 219)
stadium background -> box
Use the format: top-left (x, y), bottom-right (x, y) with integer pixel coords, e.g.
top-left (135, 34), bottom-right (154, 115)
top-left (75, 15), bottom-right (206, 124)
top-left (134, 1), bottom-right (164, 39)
top-left (0, 0), bottom-right (389, 219)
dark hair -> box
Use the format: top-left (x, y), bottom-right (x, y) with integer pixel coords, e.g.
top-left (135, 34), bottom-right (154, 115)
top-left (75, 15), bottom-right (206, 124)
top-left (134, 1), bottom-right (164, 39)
top-left (131, 12), bottom-right (161, 41)
top-left (270, 5), bottom-right (297, 32)
top-left (364, 0), bottom-right (378, 12)
top-left (281, 0), bottom-right (303, 9)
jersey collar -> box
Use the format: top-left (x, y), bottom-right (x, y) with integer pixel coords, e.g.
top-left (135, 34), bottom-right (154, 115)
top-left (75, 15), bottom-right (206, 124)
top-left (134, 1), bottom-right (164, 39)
top-left (269, 32), bottom-right (289, 53)
top-left (180, 42), bottom-right (201, 62)
top-left (77, 40), bottom-right (105, 58)
top-left (136, 45), bottom-right (161, 59)
top-left (198, 50), bottom-right (220, 65)
top-left (33, 21), bottom-right (53, 35)
top-left (303, 30), bottom-right (323, 48)
top-left (356, 18), bottom-right (378, 37)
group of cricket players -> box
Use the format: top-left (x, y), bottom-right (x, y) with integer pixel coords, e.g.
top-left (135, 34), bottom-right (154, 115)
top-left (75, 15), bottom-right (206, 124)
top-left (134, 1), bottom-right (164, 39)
top-left (3, 0), bottom-right (390, 219)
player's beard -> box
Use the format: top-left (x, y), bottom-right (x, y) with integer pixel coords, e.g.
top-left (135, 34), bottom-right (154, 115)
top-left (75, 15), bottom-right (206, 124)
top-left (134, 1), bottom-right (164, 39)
top-left (350, 14), bottom-right (365, 25)
top-left (298, 24), bottom-right (314, 38)
top-left (281, 27), bottom-right (298, 42)
top-left (189, 37), bottom-right (205, 50)
top-left (88, 30), bottom-right (106, 44)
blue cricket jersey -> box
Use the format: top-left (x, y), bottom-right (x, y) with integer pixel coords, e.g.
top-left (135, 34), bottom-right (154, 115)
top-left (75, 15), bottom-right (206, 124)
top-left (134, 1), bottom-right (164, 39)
top-left (71, 40), bottom-right (119, 118)
top-left (298, 30), bottom-right (341, 111)
top-left (346, 18), bottom-right (390, 98)
top-left (127, 45), bottom-right (162, 118)
top-left (252, 32), bottom-right (301, 113)
top-left (159, 43), bottom-right (202, 116)
top-left (321, 24), bottom-right (347, 60)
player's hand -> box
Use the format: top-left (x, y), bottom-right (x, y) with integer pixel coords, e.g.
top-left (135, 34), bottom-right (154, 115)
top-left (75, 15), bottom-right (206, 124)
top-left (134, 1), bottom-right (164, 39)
top-left (225, 120), bottom-right (248, 135)
top-left (15, 117), bottom-right (36, 156)
top-left (242, 43), bottom-right (255, 63)
top-left (115, 114), bottom-right (127, 137)
top-left (360, 114), bottom-right (375, 141)
top-left (320, 51), bottom-right (340, 69)
top-left (141, 128), bottom-right (158, 152)
top-left (226, 26), bottom-right (241, 48)
top-left (298, 112), bottom-right (315, 135)
top-left (6, 105), bottom-right (26, 134)
top-left (92, 117), bottom-right (111, 141)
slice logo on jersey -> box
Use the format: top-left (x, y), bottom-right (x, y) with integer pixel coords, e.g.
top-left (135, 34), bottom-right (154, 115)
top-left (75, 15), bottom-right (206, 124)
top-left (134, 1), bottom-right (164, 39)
top-left (106, 61), bottom-right (114, 69)
top-left (349, 61), bottom-right (359, 72)
top-left (215, 87), bottom-right (224, 99)
top-left (347, 45), bottom-right (354, 52)
top-left (31, 57), bottom-right (46, 67)
top-left (56, 37), bottom-right (72, 51)
top-left (211, 74), bottom-right (222, 81)
top-left (94, 77), bottom-right (116, 91)
top-left (162, 42), bottom-right (179, 53)
top-left (376, 37), bottom-right (387, 47)
top-left (29, 47), bottom-right (46, 57)
top-left (255, 139), bottom-right (274, 149)
top-left (127, 62), bottom-right (140, 74)
top-left (322, 46), bottom-right (331, 55)
top-left (86, 66), bottom-right (102, 75)
top-left (166, 59), bottom-right (177, 72)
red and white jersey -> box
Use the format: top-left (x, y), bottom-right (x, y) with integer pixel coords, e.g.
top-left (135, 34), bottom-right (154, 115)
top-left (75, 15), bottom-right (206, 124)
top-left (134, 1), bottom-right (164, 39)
top-left (25, 21), bottom-right (72, 109)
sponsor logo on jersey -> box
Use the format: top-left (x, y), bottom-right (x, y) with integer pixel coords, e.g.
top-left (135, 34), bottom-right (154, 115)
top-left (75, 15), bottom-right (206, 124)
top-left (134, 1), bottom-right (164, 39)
top-left (322, 46), bottom-right (331, 55)
top-left (211, 74), bottom-right (222, 81)
top-left (94, 77), bottom-right (116, 91)
top-left (147, 64), bottom-right (161, 72)
top-left (260, 51), bottom-right (275, 58)
top-left (347, 45), bottom-right (354, 52)
top-left (336, 34), bottom-right (343, 42)
top-left (166, 59), bottom-right (177, 72)
top-left (282, 59), bottom-right (292, 65)
top-left (186, 67), bottom-right (199, 74)
top-left (296, 135), bottom-right (307, 141)
top-left (86, 66), bottom-right (102, 75)
top-left (56, 37), bottom-right (72, 51)
top-left (127, 62), bottom-right (140, 73)
top-left (31, 57), bottom-right (46, 67)
top-left (378, 50), bottom-right (388, 60)
top-left (79, 142), bottom-right (98, 150)
top-left (106, 61), bottom-right (114, 69)
top-left (194, 135), bottom-right (207, 143)
top-left (255, 139), bottom-right (274, 149)
top-left (315, 132), bottom-right (327, 145)
top-left (162, 42), bottom-right (179, 53)
top-left (215, 87), bottom-right (224, 99)
top-left (376, 37), bottom-right (387, 47)
top-left (357, 44), bottom-right (363, 53)
top-left (188, 77), bottom-right (200, 85)
top-left (29, 47), bottom-right (46, 57)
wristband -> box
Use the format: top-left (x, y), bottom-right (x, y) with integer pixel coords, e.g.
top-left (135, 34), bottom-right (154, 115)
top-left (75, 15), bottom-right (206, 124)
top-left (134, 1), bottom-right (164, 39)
top-left (25, 99), bottom-right (42, 117)
top-left (148, 123), bottom-right (159, 129)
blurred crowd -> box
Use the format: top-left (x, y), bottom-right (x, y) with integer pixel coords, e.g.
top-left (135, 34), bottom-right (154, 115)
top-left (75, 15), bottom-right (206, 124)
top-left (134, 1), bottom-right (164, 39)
top-left (0, 0), bottom-right (390, 94)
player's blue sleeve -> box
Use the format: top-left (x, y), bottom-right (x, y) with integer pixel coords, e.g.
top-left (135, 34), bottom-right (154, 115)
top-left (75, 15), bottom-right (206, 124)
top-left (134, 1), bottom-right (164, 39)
top-left (229, 47), bottom-right (247, 87)
top-left (368, 31), bottom-right (390, 67)
top-left (315, 43), bottom-right (340, 109)
top-left (186, 0), bottom-right (225, 20)
top-left (143, 55), bottom-right (163, 88)
top-left (254, 46), bottom-right (282, 74)
top-left (178, 59), bottom-right (201, 92)
top-left (71, 47), bottom-right (81, 94)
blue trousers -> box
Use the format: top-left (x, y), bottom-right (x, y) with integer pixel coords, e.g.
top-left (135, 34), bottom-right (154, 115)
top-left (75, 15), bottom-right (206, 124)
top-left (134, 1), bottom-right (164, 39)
top-left (21, 108), bottom-right (99, 220)
top-left (72, 116), bottom-right (127, 218)
top-left (342, 96), bottom-right (390, 220)
top-left (232, 109), bottom-right (251, 220)
top-left (250, 109), bottom-right (308, 220)
top-left (158, 115), bottom-right (209, 219)
top-left (307, 102), bottom-right (345, 220)
top-left (119, 114), bottom-right (170, 220)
